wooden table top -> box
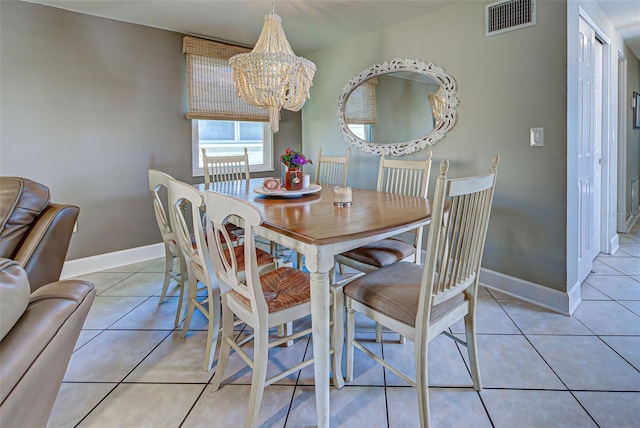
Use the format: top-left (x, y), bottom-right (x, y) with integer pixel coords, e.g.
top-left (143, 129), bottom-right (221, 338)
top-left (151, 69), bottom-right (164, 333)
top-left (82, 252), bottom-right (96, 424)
top-left (197, 178), bottom-right (432, 246)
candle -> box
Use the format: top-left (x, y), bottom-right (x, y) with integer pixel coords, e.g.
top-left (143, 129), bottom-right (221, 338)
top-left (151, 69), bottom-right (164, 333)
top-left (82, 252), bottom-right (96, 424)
top-left (333, 186), bottom-right (352, 207)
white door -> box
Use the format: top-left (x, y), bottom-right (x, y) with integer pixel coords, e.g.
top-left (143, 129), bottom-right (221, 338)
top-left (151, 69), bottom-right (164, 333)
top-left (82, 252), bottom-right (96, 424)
top-left (577, 17), bottom-right (603, 283)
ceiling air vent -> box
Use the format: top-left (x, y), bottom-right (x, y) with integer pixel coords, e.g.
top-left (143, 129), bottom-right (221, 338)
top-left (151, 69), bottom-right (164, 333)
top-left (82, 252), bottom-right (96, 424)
top-left (485, 0), bottom-right (536, 37)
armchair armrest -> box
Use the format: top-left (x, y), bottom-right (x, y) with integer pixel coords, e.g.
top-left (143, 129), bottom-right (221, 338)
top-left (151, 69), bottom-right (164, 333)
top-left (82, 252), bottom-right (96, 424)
top-left (13, 203), bottom-right (79, 293)
top-left (0, 278), bottom-right (95, 427)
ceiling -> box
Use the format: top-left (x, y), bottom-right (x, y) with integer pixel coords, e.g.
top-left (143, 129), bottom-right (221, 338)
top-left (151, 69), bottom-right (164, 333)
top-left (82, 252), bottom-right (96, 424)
top-left (23, 0), bottom-right (640, 58)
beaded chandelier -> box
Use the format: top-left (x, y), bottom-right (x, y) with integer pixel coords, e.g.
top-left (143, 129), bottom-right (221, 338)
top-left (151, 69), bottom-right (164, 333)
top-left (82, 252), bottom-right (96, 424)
top-left (229, 6), bottom-right (316, 133)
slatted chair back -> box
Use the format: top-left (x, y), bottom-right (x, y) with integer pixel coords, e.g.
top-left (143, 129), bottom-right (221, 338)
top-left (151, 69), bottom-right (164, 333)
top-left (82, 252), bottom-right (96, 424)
top-left (314, 147), bottom-right (351, 186)
top-left (377, 150), bottom-right (432, 255)
top-left (202, 147), bottom-right (250, 186)
top-left (420, 155), bottom-right (499, 312)
top-left (376, 150), bottom-right (432, 197)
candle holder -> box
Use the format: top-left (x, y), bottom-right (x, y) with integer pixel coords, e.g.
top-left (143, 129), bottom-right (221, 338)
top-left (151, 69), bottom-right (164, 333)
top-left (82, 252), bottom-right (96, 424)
top-left (333, 186), bottom-right (352, 207)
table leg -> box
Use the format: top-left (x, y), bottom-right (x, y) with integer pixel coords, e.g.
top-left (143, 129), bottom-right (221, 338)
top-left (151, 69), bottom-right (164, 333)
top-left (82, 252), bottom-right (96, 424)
top-left (310, 271), bottom-right (330, 428)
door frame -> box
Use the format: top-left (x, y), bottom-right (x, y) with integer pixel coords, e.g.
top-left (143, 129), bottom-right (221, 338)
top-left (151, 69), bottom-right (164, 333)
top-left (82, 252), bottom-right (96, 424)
top-left (617, 53), bottom-right (631, 233)
top-left (579, 10), bottom-right (616, 252)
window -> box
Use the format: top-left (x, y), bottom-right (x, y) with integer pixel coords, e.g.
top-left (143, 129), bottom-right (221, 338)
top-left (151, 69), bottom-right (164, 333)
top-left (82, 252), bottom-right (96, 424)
top-left (348, 124), bottom-right (372, 142)
top-left (184, 37), bottom-right (273, 176)
top-left (192, 120), bottom-right (273, 175)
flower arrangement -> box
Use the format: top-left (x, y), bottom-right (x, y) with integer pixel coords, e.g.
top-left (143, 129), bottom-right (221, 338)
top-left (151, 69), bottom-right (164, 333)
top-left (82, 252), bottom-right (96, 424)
top-left (280, 147), bottom-right (312, 169)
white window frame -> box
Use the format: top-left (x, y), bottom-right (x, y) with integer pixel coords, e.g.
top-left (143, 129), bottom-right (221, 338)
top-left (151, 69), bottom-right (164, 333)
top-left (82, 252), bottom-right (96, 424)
top-left (347, 124), bottom-right (372, 142)
top-left (192, 119), bottom-right (274, 177)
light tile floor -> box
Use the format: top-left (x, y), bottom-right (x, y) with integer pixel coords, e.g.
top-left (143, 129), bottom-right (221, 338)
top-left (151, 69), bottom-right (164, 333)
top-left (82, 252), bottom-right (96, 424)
top-left (48, 224), bottom-right (640, 427)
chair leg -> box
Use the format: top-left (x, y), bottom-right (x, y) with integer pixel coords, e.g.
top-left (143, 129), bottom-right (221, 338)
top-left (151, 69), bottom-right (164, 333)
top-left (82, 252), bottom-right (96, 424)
top-left (464, 310), bottom-right (482, 391)
top-left (277, 322), bottom-right (294, 347)
top-left (345, 298), bottom-right (356, 382)
top-left (174, 255), bottom-right (187, 328)
top-left (339, 263), bottom-right (345, 275)
top-left (375, 323), bottom-right (383, 342)
top-left (203, 287), bottom-right (221, 371)
top-left (415, 336), bottom-right (431, 428)
top-left (296, 252), bottom-right (303, 270)
top-left (331, 286), bottom-right (345, 389)
top-left (245, 326), bottom-right (269, 428)
top-left (157, 246), bottom-right (173, 305)
top-left (211, 298), bottom-right (234, 391)
top-left (180, 271), bottom-right (197, 338)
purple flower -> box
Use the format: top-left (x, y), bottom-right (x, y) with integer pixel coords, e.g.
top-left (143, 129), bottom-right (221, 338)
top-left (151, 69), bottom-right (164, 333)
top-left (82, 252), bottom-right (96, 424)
top-left (280, 148), bottom-right (313, 168)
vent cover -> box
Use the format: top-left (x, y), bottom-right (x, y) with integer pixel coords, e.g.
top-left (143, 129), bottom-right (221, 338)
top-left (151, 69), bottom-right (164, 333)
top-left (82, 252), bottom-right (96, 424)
top-left (486, 0), bottom-right (536, 37)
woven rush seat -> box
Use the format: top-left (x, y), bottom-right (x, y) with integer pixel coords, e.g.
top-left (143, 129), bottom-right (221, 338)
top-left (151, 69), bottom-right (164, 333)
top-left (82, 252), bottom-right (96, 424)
top-left (224, 223), bottom-right (243, 241)
top-left (344, 261), bottom-right (465, 326)
top-left (191, 245), bottom-right (274, 279)
top-left (224, 245), bottom-right (273, 269)
top-left (233, 267), bottom-right (310, 312)
top-left (338, 238), bottom-right (416, 269)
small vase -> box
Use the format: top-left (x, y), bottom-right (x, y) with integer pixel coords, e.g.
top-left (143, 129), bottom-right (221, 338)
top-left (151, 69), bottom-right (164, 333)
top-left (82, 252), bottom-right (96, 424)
top-left (284, 167), bottom-right (303, 191)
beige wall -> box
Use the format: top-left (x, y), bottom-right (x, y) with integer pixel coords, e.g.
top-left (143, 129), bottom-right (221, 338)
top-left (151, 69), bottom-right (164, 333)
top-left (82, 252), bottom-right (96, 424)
top-left (303, 1), bottom-right (569, 291)
top-left (0, 1), bottom-right (301, 260)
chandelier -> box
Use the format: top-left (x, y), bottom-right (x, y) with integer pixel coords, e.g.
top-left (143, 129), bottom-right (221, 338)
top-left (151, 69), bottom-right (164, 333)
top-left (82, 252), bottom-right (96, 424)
top-left (229, 5), bottom-right (316, 133)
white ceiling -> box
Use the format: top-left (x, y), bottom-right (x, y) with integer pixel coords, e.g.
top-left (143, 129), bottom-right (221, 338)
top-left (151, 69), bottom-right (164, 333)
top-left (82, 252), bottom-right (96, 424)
top-left (23, 0), bottom-right (640, 58)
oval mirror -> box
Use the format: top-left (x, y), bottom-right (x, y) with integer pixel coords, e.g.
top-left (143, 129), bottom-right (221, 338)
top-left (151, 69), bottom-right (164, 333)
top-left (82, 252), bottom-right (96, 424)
top-left (337, 58), bottom-right (459, 156)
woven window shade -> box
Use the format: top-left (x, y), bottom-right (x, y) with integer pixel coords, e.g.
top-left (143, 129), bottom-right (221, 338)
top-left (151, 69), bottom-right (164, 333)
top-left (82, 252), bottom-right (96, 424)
top-left (345, 78), bottom-right (377, 124)
top-left (183, 36), bottom-right (269, 122)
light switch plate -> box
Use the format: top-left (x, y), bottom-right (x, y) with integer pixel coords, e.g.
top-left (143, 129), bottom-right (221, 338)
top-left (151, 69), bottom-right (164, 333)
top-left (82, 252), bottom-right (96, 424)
top-left (530, 127), bottom-right (544, 147)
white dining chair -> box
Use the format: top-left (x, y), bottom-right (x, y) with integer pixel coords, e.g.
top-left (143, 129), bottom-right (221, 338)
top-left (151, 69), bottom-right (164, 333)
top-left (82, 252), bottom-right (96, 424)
top-left (148, 169), bottom-right (186, 327)
top-left (343, 155), bottom-right (500, 428)
top-left (313, 147), bottom-right (351, 186)
top-left (202, 147), bottom-right (250, 186)
top-left (168, 179), bottom-right (274, 371)
top-left (335, 150), bottom-right (432, 341)
top-left (205, 189), bottom-right (344, 428)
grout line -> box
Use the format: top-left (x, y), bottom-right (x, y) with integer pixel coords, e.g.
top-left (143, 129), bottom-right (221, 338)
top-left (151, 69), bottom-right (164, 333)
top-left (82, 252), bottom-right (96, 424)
top-left (63, 237), bottom-right (640, 426)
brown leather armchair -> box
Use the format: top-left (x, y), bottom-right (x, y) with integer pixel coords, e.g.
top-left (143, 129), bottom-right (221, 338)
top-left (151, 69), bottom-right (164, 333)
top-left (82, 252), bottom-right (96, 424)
top-left (0, 258), bottom-right (95, 427)
top-left (0, 177), bottom-right (80, 292)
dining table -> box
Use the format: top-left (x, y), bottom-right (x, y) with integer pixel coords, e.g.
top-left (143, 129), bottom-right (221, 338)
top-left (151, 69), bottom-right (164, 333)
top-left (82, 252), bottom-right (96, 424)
top-left (197, 177), bottom-right (433, 428)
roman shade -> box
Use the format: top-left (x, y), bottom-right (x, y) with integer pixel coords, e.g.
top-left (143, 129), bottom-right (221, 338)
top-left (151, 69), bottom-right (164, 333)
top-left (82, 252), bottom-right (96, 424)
top-left (183, 36), bottom-right (269, 122)
top-left (344, 78), bottom-right (377, 124)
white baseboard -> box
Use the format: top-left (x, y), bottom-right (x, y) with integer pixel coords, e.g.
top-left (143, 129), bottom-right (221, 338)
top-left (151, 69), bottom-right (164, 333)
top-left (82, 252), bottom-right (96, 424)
top-left (479, 268), bottom-right (580, 316)
top-left (61, 243), bottom-right (165, 279)
top-left (608, 233), bottom-right (620, 255)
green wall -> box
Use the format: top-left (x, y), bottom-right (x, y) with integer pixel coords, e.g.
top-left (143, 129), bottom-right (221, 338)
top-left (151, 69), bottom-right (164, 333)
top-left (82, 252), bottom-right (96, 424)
top-left (303, 0), bottom-right (569, 291)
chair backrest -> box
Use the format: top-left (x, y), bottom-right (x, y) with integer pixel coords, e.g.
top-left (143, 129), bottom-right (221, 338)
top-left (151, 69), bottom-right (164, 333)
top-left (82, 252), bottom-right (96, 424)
top-left (314, 147), bottom-right (351, 186)
top-left (376, 150), bottom-right (432, 256)
top-left (202, 148), bottom-right (250, 186)
top-left (167, 179), bottom-right (214, 282)
top-left (376, 150), bottom-right (432, 197)
top-left (148, 169), bottom-right (176, 244)
top-left (418, 155), bottom-right (499, 330)
top-left (204, 190), bottom-right (268, 320)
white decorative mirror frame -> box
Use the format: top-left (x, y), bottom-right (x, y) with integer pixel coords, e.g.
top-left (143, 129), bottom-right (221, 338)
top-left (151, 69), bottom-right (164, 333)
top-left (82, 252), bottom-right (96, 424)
top-left (337, 58), bottom-right (459, 156)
